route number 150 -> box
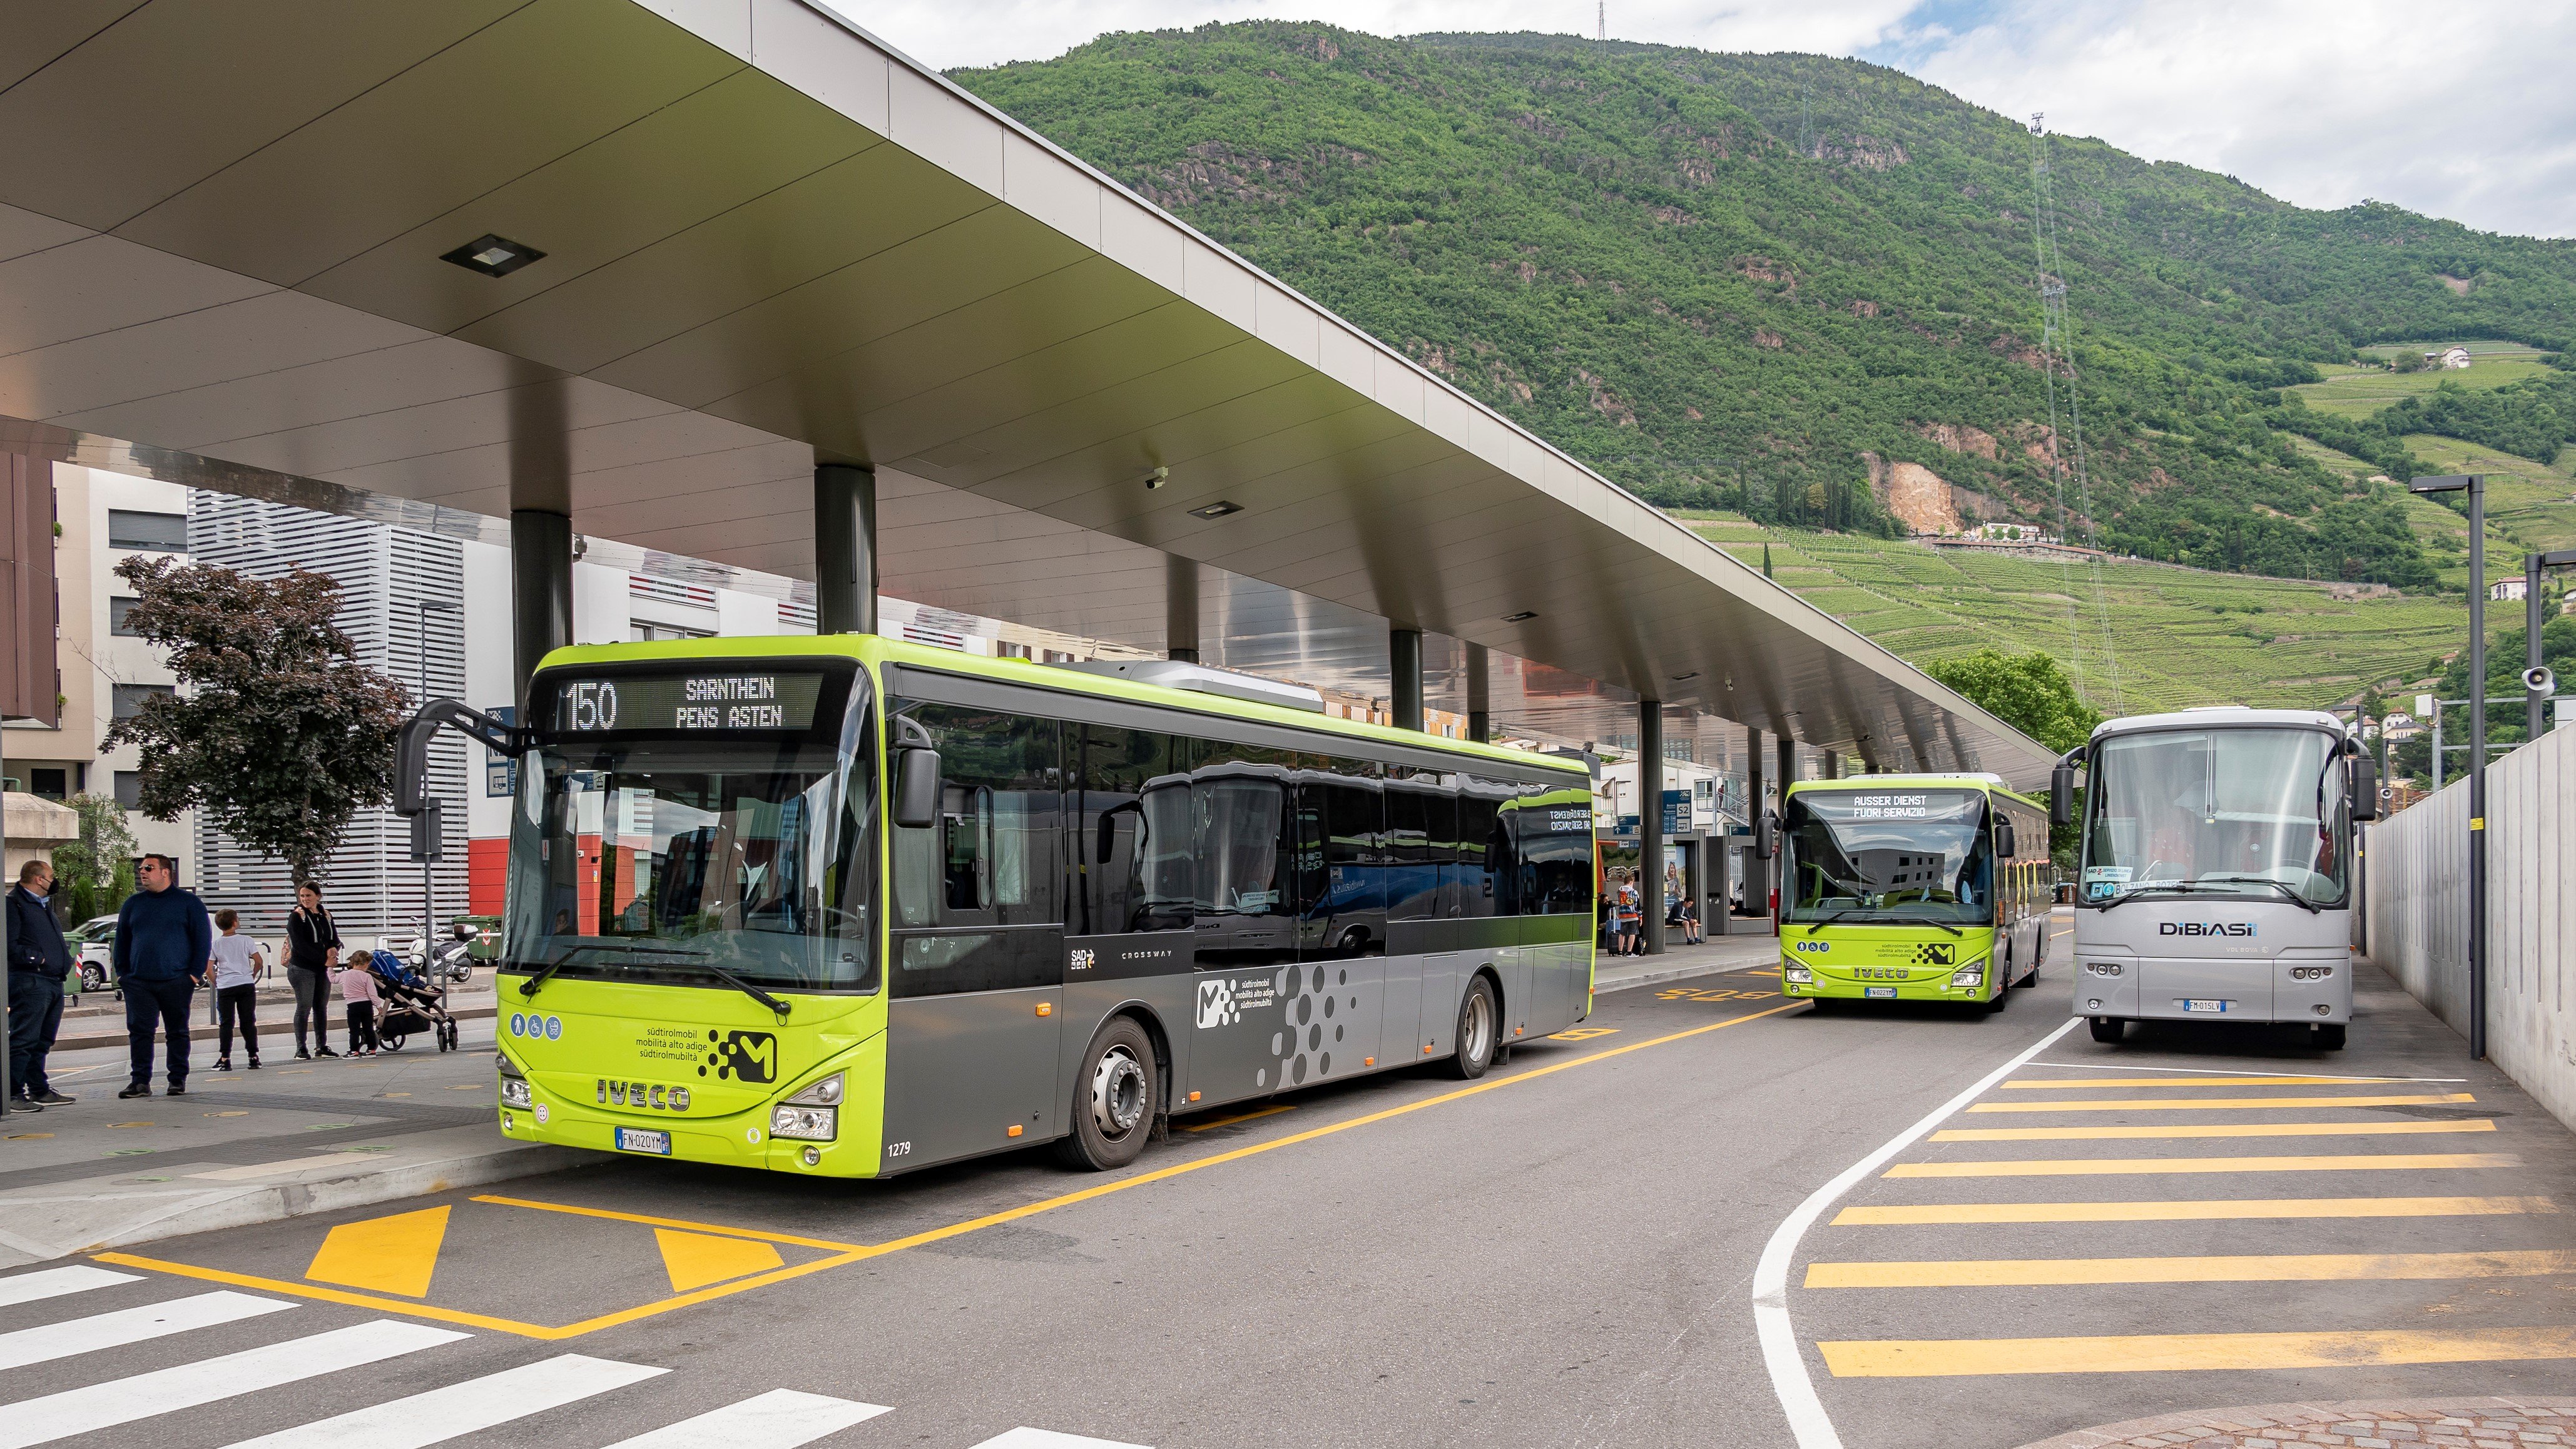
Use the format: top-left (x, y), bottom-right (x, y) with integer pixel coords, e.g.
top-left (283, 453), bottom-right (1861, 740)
top-left (563, 681), bottom-right (619, 731)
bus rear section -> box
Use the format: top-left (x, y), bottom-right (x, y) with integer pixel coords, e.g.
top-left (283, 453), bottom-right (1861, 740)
top-left (1774, 776), bottom-right (2053, 1009)
top-left (2060, 708), bottom-right (2374, 1049)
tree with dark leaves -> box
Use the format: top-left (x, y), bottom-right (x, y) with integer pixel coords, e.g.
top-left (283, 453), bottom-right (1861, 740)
top-left (102, 556), bottom-right (410, 887)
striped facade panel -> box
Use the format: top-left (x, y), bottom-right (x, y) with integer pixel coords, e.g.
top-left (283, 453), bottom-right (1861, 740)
top-left (187, 494), bottom-right (467, 938)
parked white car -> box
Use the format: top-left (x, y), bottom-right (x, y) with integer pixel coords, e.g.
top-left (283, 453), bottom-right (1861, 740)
top-left (66, 915), bottom-right (116, 994)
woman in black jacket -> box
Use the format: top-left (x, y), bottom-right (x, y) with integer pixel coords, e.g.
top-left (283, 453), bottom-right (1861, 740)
top-left (283, 882), bottom-right (342, 1059)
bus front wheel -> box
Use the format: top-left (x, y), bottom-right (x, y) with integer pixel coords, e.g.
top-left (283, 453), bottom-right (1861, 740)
top-left (1057, 1017), bottom-right (1160, 1172)
top-left (2089, 1016), bottom-right (2125, 1044)
top-left (1446, 976), bottom-right (1499, 1080)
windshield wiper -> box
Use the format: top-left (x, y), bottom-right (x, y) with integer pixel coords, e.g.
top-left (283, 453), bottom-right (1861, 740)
top-left (2097, 882), bottom-right (2219, 912)
top-left (513, 940), bottom-right (709, 1000)
top-left (1806, 910), bottom-right (1963, 937)
top-left (688, 961), bottom-right (793, 1022)
top-left (2204, 875), bottom-right (2323, 915)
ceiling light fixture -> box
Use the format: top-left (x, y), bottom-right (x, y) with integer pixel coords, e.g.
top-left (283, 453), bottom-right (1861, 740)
top-left (1503, 610), bottom-right (1538, 623)
top-left (440, 233), bottom-right (545, 278)
top-left (1187, 500), bottom-right (1241, 519)
top-left (1671, 671), bottom-right (1699, 682)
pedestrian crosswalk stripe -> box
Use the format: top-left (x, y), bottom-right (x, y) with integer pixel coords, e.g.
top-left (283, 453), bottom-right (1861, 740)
top-left (0, 1290), bottom-right (292, 1371)
top-left (1804, 1248), bottom-right (2576, 1288)
top-left (598, 1388), bottom-right (894, 1448)
top-left (2000, 1075), bottom-right (2404, 1089)
top-left (0, 1319), bottom-right (465, 1449)
top-left (971, 1430), bottom-right (1154, 1448)
top-left (1817, 1324), bottom-right (2576, 1377)
top-left (1965, 1092), bottom-right (2476, 1114)
top-left (216, 1353), bottom-right (667, 1448)
top-left (1832, 1194), bottom-right (2557, 1225)
top-left (1885, 1152), bottom-right (2517, 1178)
top-left (0, 1265), bottom-right (141, 1309)
top-left (1931, 1119), bottom-right (2496, 1142)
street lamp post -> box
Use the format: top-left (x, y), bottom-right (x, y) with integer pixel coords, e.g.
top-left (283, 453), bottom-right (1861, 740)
top-left (2411, 474), bottom-right (2488, 1060)
top-left (2527, 550), bottom-right (2576, 743)
top-left (415, 599), bottom-right (461, 1007)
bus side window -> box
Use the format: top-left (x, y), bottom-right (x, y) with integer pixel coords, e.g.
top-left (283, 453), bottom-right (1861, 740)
top-left (1076, 725), bottom-right (1187, 933)
top-left (1451, 783), bottom-right (1501, 918)
top-left (1384, 771), bottom-right (1447, 924)
top-left (893, 704), bottom-right (1061, 930)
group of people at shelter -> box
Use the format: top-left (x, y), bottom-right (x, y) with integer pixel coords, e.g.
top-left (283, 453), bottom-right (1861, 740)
top-left (6, 863), bottom-right (390, 1110)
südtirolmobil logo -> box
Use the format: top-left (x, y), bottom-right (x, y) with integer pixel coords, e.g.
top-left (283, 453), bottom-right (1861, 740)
top-left (1910, 943), bottom-right (1955, 966)
top-left (702, 1029), bottom-right (778, 1084)
top-left (1196, 979), bottom-right (1238, 1029)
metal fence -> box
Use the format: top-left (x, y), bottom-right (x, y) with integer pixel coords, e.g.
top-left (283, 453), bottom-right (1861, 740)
top-left (2364, 723), bottom-right (2576, 1131)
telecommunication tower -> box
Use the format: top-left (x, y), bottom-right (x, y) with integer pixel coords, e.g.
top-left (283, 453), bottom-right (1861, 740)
top-left (2024, 111), bottom-right (2125, 712)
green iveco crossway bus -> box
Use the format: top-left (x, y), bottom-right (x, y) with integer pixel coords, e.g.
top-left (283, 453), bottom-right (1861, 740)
top-left (1773, 773), bottom-right (2054, 1010)
top-left (400, 636), bottom-right (1596, 1178)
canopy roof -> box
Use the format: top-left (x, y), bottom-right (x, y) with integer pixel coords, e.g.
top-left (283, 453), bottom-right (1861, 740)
top-left (0, 0), bottom-right (2052, 783)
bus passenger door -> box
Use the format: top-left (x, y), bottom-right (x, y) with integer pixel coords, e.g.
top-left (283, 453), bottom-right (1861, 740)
top-left (882, 706), bottom-right (1064, 1169)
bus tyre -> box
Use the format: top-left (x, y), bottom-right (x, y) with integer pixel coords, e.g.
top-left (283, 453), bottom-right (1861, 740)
top-left (1446, 976), bottom-right (1499, 1080)
top-left (2089, 1016), bottom-right (2125, 1044)
top-left (2311, 1022), bottom-right (2347, 1051)
top-left (1057, 1017), bottom-right (1159, 1172)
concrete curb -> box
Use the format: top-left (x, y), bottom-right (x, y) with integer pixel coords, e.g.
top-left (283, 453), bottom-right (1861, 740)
top-left (2012, 1395), bottom-right (2576, 1449)
top-left (1594, 962), bottom-right (1760, 994)
top-left (0, 1134), bottom-right (586, 1270)
top-left (48, 1002), bottom-right (499, 1054)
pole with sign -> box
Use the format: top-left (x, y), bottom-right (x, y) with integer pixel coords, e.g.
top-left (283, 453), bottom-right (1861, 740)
top-left (2411, 474), bottom-right (2487, 1060)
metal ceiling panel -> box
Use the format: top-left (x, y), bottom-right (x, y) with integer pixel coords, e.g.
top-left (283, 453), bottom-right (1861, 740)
top-left (0, 0), bottom-right (2055, 784)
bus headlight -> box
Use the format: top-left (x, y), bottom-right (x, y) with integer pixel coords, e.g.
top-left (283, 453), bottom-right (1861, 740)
top-left (1783, 967), bottom-right (1814, 984)
top-left (783, 1073), bottom-right (844, 1107)
top-left (500, 1077), bottom-right (532, 1109)
top-left (2289, 966), bottom-right (2334, 980)
top-left (770, 1105), bottom-right (837, 1141)
top-left (2084, 961), bottom-right (2124, 977)
top-left (1950, 970), bottom-right (1984, 989)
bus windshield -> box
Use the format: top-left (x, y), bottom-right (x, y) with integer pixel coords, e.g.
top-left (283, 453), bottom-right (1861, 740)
top-left (502, 727), bottom-right (876, 994)
top-left (2082, 726), bottom-right (2346, 907)
top-left (1783, 788), bottom-right (1993, 925)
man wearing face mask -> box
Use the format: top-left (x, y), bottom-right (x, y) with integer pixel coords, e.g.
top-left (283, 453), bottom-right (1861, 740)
top-left (8, 860), bottom-right (75, 1109)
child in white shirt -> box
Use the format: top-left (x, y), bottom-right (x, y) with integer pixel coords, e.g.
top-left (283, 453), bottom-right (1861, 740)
top-left (208, 908), bottom-right (267, 1071)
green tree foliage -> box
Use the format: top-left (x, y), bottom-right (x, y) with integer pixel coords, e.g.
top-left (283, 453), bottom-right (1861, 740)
top-left (2374, 374), bottom-right (2576, 464)
top-left (101, 557), bottom-right (410, 886)
top-left (954, 27), bottom-right (2576, 587)
top-left (2388, 615), bottom-right (2576, 783)
top-left (48, 793), bottom-right (137, 927)
top-left (1925, 648), bottom-right (2103, 753)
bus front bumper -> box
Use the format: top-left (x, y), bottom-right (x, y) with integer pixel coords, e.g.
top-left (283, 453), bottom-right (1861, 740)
top-left (497, 1034), bottom-right (885, 1177)
top-left (1779, 958), bottom-right (1995, 1002)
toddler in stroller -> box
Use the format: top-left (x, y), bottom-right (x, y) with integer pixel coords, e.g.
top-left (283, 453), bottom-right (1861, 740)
top-left (366, 949), bottom-right (459, 1052)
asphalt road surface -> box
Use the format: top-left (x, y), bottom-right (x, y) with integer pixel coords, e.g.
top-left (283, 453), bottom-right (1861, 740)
top-left (5, 940), bottom-right (2572, 1449)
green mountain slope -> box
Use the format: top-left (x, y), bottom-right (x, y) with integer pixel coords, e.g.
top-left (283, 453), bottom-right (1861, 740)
top-left (953, 26), bottom-right (2576, 589)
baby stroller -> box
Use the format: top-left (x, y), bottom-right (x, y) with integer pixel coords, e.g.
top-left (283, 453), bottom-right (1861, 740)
top-left (368, 950), bottom-right (459, 1052)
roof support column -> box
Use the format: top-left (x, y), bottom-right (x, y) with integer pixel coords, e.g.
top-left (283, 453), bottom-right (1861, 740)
top-left (1778, 735), bottom-right (1800, 798)
top-left (1166, 555), bottom-right (1199, 664)
top-left (1821, 750), bottom-right (1840, 780)
top-left (1640, 701), bottom-right (1664, 955)
top-left (1743, 724), bottom-right (1766, 921)
top-left (1390, 627), bottom-right (1422, 732)
top-left (1466, 643), bottom-right (1490, 742)
top-left (815, 463), bottom-right (877, 636)
top-left (510, 508), bottom-right (571, 714)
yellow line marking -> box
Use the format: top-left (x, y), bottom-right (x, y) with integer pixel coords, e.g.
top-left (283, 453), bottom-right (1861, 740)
top-left (1965, 1093), bottom-right (2475, 1113)
top-left (1833, 1195), bottom-right (2555, 1225)
top-left (106, 1000), bottom-right (1806, 1339)
top-left (656, 1228), bottom-right (785, 1293)
top-left (1181, 1104), bottom-right (1295, 1132)
top-left (1805, 1248), bottom-right (2576, 1289)
top-left (2002, 1075), bottom-right (2401, 1089)
top-left (305, 1206), bottom-right (449, 1298)
top-left (1932, 1120), bottom-right (2497, 1142)
top-left (467, 1196), bottom-right (867, 1252)
top-left (1818, 1326), bottom-right (2576, 1377)
top-left (1886, 1152), bottom-right (2515, 1178)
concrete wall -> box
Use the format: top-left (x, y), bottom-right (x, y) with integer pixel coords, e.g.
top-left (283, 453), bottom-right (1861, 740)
top-left (2365, 723), bottom-right (2576, 1131)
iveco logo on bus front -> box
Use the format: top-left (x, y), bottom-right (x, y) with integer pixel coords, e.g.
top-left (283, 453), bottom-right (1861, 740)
top-left (2161, 922), bottom-right (2258, 937)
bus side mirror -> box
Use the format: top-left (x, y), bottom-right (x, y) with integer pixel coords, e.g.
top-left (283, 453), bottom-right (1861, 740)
top-left (1754, 810), bottom-right (1778, 860)
top-left (2349, 756), bottom-right (2380, 822)
top-left (2049, 765), bottom-right (2075, 827)
top-left (893, 748), bottom-right (941, 829)
top-left (1996, 819), bottom-right (2018, 857)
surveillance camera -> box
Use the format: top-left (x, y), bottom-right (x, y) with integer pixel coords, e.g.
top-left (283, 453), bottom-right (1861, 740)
top-left (2525, 664), bottom-right (2557, 696)
top-left (1144, 466), bottom-right (1169, 491)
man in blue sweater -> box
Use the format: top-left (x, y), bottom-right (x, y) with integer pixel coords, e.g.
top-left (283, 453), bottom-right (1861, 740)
top-left (114, 853), bottom-right (211, 1099)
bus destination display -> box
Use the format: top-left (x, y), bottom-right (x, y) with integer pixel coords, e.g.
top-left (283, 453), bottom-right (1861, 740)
top-left (552, 672), bottom-right (826, 733)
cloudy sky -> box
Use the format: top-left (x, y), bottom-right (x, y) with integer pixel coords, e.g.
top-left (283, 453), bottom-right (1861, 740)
top-left (850, 0), bottom-right (2576, 239)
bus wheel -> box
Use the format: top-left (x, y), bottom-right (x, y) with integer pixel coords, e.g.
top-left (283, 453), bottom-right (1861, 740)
top-left (2089, 1016), bottom-right (2125, 1044)
top-left (1057, 1017), bottom-right (1159, 1171)
top-left (2311, 1022), bottom-right (2347, 1051)
top-left (1446, 976), bottom-right (1499, 1080)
